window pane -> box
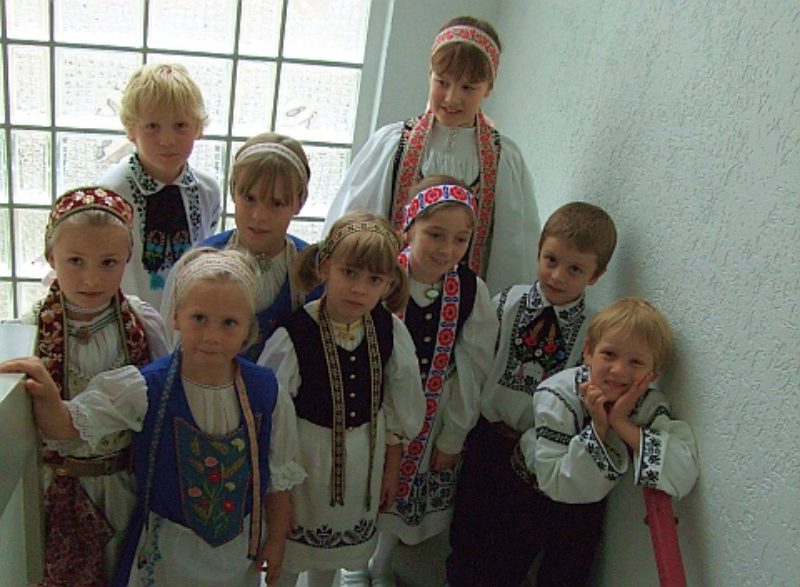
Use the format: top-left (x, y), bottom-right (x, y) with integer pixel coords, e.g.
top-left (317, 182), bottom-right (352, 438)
top-left (55, 0), bottom-right (144, 47)
top-left (6, 0), bottom-right (48, 41)
top-left (276, 64), bottom-right (360, 144)
top-left (18, 281), bottom-right (49, 315)
top-left (9, 44), bottom-right (50, 126)
top-left (304, 146), bottom-right (349, 218)
top-left (232, 60), bottom-right (277, 137)
top-left (0, 208), bottom-right (10, 276)
top-left (0, 282), bottom-right (12, 319)
top-left (0, 59), bottom-right (5, 125)
top-left (57, 132), bottom-right (125, 194)
top-left (148, 0), bottom-right (236, 54)
top-left (12, 130), bottom-right (51, 205)
top-left (284, 0), bottom-right (370, 63)
top-left (189, 139), bottom-right (228, 197)
top-left (55, 48), bottom-right (141, 130)
top-left (239, 0), bottom-right (281, 58)
top-left (289, 220), bottom-right (323, 244)
top-left (0, 131), bottom-right (7, 203)
top-left (224, 214), bottom-right (236, 231)
top-left (148, 54), bottom-right (232, 137)
top-left (13, 208), bottom-right (49, 279)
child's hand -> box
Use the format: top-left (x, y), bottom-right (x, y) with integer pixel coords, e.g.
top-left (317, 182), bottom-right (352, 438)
top-left (257, 535), bottom-right (285, 585)
top-left (608, 373), bottom-right (654, 429)
top-left (0, 357), bottom-right (60, 402)
top-left (430, 447), bottom-right (460, 471)
top-left (379, 444), bottom-right (402, 511)
top-left (580, 382), bottom-right (610, 440)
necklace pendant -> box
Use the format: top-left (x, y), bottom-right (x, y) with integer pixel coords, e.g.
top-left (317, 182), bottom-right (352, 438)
top-left (75, 327), bottom-right (92, 345)
top-left (425, 287), bottom-right (440, 300)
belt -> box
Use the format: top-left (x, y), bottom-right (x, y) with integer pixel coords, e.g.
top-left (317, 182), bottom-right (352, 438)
top-left (43, 447), bottom-right (132, 478)
top-left (509, 442), bottom-right (542, 493)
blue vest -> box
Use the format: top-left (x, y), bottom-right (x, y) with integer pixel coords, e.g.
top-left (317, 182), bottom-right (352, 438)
top-left (113, 352), bottom-right (278, 586)
top-left (200, 230), bottom-right (318, 360)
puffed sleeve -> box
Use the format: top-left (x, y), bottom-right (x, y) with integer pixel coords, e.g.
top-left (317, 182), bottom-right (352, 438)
top-left (127, 295), bottom-right (170, 359)
top-left (383, 314), bottom-right (425, 445)
top-left (257, 327), bottom-right (301, 399)
top-left (66, 365), bottom-right (149, 450)
top-left (484, 136), bottom-right (540, 295)
top-left (436, 277), bottom-right (498, 454)
top-left (266, 375), bottom-right (308, 492)
top-left (632, 391), bottom-right (699, 499)
top-left (322, 122), bottom-right (404, 235)
top-left (522, 374), bottom-right (629, 504)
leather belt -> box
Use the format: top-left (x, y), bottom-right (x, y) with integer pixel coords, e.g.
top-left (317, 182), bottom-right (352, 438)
top-left (43, 447), bottom-right (131, 478)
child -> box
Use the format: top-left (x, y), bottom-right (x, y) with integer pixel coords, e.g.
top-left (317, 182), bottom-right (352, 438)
top-left (258, 212), bottom-right (426, 587)
top-left (446, 201), bottom-right (617, 586)
top-left (350, 177), bottom-right (497, 586)
top-left (1, 248), bottom-right (303, 586)
top-left (503, 297), bottom-right (699, 586)
top-left (323, 16), bottom-right (540, 295)
top-left (98, 62), bottom-right (222, 309)
top-left (162, 132), bottom-right (315, 360)
top-left (11, 187), bottom-right (169, 585)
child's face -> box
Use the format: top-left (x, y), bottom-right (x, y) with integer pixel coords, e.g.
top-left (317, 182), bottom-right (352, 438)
top-left (428, 70), bottom-right (491, 128)
top-left (48, 223), bottom-right (130, 315)
top-left (126, 107), bottom-right (202, 184)
top-left (583, 329), bottom-right (656, 404)
top-left (537, 237), bottom-right (602, 306)
top-left (233, 176), bottom-right (299, 257)
top-left (319, 255), bottom-right (391, 324)
top-left (173, 279), bottom-right (252, 375)
top-left (406, 205), bottom-right (472, 284)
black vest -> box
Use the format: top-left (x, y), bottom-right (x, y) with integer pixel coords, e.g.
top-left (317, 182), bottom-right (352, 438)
top-left (287, 305), bottom-right (394, 429)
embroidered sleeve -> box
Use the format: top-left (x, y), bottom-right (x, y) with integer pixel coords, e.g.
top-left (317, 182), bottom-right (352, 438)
top-left (633, 394), bottom-right (698, 498)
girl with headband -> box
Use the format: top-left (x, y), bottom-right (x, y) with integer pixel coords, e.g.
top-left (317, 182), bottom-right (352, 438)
top-left (345, 176), bottom-right (498, 586)
top-left (258, 212), bottom-right (425, 587)
top-left (161, 132), bottom-right (318, 361)
top-left (2, 247), bottom-right (304, 586)
top-left (324, 16), bottom-right (540, 295)
top-left (1, 187), bottom-right (169, 585)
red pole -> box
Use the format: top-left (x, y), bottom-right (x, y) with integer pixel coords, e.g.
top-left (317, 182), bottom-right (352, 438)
top-left (642, 488), bottom-right (687, 587)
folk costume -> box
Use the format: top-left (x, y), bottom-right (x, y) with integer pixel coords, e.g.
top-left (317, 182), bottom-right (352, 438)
top-left (259, 297), bottom-right (425, 573)
top-left (447, 282), bottom-right (594, 586)
top-left (22, 188), bottom-right (169, 586)
top-left (98, 153), bottom-right (221, 309)
top-left (377, 184), bottom-right (497, 546)
top-left (495, 365), bottom-right (699, 586)
top-left (322, 25), bottom-right (539, 295)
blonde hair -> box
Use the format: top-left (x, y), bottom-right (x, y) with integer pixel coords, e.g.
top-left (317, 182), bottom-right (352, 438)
top-left (120, 63), bottom-right (208, 130)
top-left (295, 212), bottom-right (408, 312)
top-left (407, 175), bottom-right (476, 230)
top-left (172, 247), bottom-right (260, 347)
top-left (539, 202), bottom-right (617, 274)
top-left (585, 298), bottom-right (673, 375)
top-left (45, 210), bottom-right (132, 260)
top-left (432, 16), bottom-right (501, 88)
top-left (231, 132), bottom-right (310, 211)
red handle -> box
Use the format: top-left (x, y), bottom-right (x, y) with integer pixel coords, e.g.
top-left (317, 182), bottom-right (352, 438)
top-left (643, 488), bottom-right (687, 587)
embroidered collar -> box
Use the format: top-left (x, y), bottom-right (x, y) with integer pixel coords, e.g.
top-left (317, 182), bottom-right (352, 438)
top-left (128, 153), bottom-right (198, 196)
top-left (529, 281), bottom-right (586, 327)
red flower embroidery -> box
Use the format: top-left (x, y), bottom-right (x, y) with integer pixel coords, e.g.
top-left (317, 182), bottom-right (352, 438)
top-left (400, 461), bottom-right (417, 476)
top-left (442, 303), bottom-right (458, 321)
top-left (437, 327), bottom-right (454, 346)
top-left (426, 398), bottom-right (438, 416)
top-left (544, 342), bottom-right (558, 353)
top-left (433, 352), bottom-right (449, 370)
top-left (222, 499), bottom-right (235, 513)
top-left (408, 440), bottom-right (424, 456)
top-left (427, 375), bottom-right (443, 392)
top-left (444, 276), bottom-right (459, 295)
top-left (398, 482), bottom-right (411, 498)
top-left (207, 470), bottom-right (221, 483)
top-left (424, 187), bottom-right (443, 204)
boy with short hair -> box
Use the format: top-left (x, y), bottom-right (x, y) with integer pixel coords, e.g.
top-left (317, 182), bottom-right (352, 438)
top-left (447, 201), bottom-right (617, 587)
top-left (507, 297), bottom-right (698, 586)
top-left (98, 62), bottom-right (221, 309)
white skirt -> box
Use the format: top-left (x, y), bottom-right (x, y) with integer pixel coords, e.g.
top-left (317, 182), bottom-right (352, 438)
top-left (284, 415), bottom-right (387, 573)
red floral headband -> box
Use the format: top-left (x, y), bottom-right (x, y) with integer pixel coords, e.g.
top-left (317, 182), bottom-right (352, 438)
top-left (403, 184), bottom-right (477, 231)
top-left (46, 187), bottom-right (134, 240)
top-left (431, 25), bottom-right (500, 80)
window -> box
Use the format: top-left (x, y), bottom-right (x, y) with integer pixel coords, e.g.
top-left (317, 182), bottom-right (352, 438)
top-left (0, 0), bottom-right (375, 318)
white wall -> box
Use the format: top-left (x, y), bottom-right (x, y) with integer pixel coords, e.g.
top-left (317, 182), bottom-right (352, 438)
top-left (489, 1), bottom-right (800, 585)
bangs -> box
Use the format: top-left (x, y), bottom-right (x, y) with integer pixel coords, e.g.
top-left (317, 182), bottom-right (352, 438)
top-left (333, 232), bottom-right (397, 276)
top-left (432, 44), bottom-right (493, 83)
top-left (233, 159), bottom-right (300, 206)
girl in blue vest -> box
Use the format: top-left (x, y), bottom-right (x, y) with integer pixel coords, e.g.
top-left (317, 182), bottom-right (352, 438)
top-left (161, 132), bottom-right (316, 361)
top-left (259, 212), bottom-right (425, 587)
top-left (3, 248), bottom-right (304, 586)
top-left (345, 177), bottom-right (498, 586)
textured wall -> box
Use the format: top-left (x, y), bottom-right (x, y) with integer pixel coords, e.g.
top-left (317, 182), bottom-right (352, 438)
top-left (491, 1), bottom-right (800, 585)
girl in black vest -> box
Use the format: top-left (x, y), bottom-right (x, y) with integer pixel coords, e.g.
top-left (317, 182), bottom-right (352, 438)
top-left (259, 212), bottom-right (425, 587)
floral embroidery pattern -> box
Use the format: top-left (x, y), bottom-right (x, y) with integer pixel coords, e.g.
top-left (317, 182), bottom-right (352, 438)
top-left (578, 426), bottom-right (620, 481)
top-left (288, 518), bottom-right (376, 549)
top-left (385, 467), bottom-right (458, 526)
top-left (639, 429), bottom-right (664, 489)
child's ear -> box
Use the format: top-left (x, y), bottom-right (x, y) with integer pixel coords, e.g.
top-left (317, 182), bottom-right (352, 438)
top-left (582, 340), bottom-right (592, 365)
top-left (587, 267), bottom-right (606, 286)
top-left (46, 254), bottom-right (55, 269)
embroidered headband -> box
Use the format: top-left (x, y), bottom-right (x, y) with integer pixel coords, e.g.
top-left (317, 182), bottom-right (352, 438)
top-left (318, 222), bottom-right (402, 265)
top-left (431, 25), bottom-right (500, 80)
top-left (235, 142), bottom-right (310, 204)
top-left (174, 252), bottom-right (259, 307)
top-left (402, 184), bottom-right (477, 231)
top-left (46, 187), bottom-right (134, 241)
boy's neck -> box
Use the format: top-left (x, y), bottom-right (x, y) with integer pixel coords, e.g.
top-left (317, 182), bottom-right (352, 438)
top-left (137, 154), bottom-right (185, 185)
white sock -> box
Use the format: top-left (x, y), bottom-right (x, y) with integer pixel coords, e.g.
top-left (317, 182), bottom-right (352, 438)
top-left (305, 568), bottom-right (337, 587)
top-left (369, 531), bottom-right (399, 578)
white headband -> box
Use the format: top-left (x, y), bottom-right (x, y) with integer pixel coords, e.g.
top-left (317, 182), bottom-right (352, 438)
top-left (175, 254), bottom-right (258, 306)
top-left (236, 143), bottom-right (309, 202)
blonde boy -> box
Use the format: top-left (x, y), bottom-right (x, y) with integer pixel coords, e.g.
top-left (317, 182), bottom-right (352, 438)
top-left (448, 202), bottom-right (617, 587)
top-left (98, 63), bottom-right (221, 309)
top-left (506, 298), bottom-right (698, 586)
